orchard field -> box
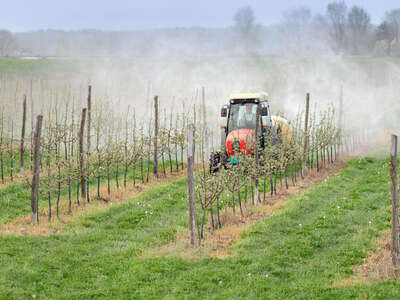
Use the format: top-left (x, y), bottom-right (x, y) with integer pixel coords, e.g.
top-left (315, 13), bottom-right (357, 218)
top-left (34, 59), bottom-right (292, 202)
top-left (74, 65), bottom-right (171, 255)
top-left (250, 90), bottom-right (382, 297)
top-left (0, 57), bottom-right (399, 299)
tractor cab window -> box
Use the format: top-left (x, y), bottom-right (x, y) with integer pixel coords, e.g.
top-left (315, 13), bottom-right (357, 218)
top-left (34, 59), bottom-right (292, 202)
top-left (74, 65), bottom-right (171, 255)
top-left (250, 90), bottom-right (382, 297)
top-left (228, 102), bottom-right (260, 133)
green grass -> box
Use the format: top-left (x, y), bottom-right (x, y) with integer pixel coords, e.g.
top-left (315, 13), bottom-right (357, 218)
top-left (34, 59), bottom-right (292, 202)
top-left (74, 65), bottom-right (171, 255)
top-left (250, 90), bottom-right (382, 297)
top-left (0, 159), bottom-right (181, 226)
top-left (0, 57), bottom-right (99, 78)
top-left (0, 155), bottom-right (399, 299)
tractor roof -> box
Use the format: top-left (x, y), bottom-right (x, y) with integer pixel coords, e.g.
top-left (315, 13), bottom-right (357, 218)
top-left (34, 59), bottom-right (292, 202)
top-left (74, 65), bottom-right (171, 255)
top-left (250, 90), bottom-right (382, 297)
top-left (229, 92), bottom-right (269, 102)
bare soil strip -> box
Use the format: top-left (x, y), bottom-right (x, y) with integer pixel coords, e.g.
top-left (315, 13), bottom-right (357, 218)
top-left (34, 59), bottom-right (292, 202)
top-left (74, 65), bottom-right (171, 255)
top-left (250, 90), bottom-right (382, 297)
top-left (1, 171), bottom-right (186, 236)
top-left (0, 174), bottom-right (27, 187)
top-left (142, 160), bottom-right (345, 260)
top-left (335, 231), bottom-right (400, 287)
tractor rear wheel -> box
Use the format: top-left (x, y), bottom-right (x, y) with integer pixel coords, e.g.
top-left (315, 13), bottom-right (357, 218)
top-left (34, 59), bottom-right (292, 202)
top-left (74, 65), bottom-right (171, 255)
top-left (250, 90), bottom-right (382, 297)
top-left (209, 151), bottom-right (227, 173)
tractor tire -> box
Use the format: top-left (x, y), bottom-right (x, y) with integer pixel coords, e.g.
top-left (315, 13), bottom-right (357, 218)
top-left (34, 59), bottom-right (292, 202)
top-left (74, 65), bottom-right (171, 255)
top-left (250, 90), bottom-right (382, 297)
top-left (209, 151), bottom-right (227, 173)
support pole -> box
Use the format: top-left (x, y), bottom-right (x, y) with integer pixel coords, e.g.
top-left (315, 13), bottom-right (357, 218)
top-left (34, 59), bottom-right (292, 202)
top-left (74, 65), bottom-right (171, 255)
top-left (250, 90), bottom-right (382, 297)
top-left (153, 96), bottom-right (159, 178)
top-left (87, 86), bottom-right (91, 203)
top-left (339, 85), bottom-right (344, 154)
top-left (79, 108), bottom-right (87, 204)
top-left (31, 115), bottom-right (43, 225)
top-left (187, 123), bottom-right (197, 246)
top-left (201, 87), bottom-right (207, 171)
top-left (254, 106), bottom-right (260, 205)
top-left (302, 93), bottom-right (310, 177)
top-left (87, 85), bottom-right (92, 156)
top-left (20, 95), bottom-right (27, 175)
top-left (390, 134), bottom-right (399, 270)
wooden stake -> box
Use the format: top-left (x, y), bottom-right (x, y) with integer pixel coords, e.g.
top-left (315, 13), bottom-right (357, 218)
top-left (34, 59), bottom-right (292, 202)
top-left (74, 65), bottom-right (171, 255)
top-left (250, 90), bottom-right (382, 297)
top-left (31, 115), bottom-right (43, 225)
top-left (338, 85), bottom-right (343, 154)
top-left (87, 85), bottom-right (91, 156)
top-left (153, 96), bottom-right (159, 178)
top-left (20, 94), bottom-right (27, 175)
top-left (30, 80), bottom-right (34, 171)
top-left (87, 86), bottom-right (91, 202)
top-left (187, 123), bottom-right (197, 246)
top-left (390, 134), bottom-right (399, 270)
top-left (201, 87), bottom-right (207, 172)
top-left (302, 93), bottom-right (310, 177)
top-left (254, 106), bottom-right (260, 205)
top-left (79, 108), bottom-right (87, 204)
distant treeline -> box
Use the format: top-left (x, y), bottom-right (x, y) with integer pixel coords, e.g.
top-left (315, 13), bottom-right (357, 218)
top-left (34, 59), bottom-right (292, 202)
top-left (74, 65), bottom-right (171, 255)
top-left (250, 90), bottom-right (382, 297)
top-left (1, 2), bottom-right (400, 58)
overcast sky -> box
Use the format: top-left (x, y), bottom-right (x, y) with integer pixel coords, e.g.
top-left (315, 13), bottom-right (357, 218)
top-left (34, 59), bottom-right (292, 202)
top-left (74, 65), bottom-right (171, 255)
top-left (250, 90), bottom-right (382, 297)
top-left (2, 0), bottom-right (399, 32)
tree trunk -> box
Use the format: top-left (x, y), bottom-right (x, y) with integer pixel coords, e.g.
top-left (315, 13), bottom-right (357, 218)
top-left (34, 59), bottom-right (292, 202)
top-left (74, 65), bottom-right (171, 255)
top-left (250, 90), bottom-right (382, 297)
top-left (270, 177), bottom-right (273, 196)
top-left (168, 135), bottom-right (172, 174)
top-left (116, 163), bottom-right (120, 189)
top-left (107, 166), bottom-right (111, 195)
top-left (124, 164), bottom-right (128, 188)
top-left (76, 182), bottom-right (80, 205)
top-left (175, 142), bottom-right (178, 172)
top-left (140, 158), bottom-right (144, 183)
top-left (162, 152), bottom-right (166, 176)
top-left (133, 165), bottom-right (136, 186)
top-left (216, 198), bottom-right (222, 228)
top-left (68, 178), bottom-right (72, 214)
top-left (284, 168), bottom-right (288, 189)
top-left (231, 192), bottom-right (236, 215)
top-left (209, 205), bottom-right (215, 231)
top-left (238, 190), bottom-right (243, 216)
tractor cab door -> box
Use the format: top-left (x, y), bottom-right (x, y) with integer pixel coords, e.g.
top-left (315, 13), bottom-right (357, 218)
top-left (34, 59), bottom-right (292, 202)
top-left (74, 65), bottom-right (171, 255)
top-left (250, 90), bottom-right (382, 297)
top-left (260, 102), bottom-right (279, 147)
top-left (260, 101), bottom-right (271, 129)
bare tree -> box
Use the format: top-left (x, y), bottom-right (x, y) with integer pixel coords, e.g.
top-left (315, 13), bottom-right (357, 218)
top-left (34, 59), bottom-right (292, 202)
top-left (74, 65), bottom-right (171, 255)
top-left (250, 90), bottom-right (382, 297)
top-left (281, 7), bottom-right (312, 53)
top-left (234, 6), bottom-right (255, 36)
top-left (376, 21), bottom-right (396, 56)
top-left (283, 7), bottom-right (311, 36)
top-left (233, 6), bottom-right (260, 55)
top-left (326, 1), bottom-right (348, 53)
top-left (0, 30), bottom-right (17, 56)
top-left (348, 6), bottom-right (371, 55)
top-left (385, 9), bottom-right (400, 43)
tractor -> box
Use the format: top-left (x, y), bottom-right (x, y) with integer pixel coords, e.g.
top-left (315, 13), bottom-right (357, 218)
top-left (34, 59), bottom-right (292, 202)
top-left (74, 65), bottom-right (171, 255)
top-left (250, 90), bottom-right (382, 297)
top-left (210, 92), bottom-right (292, 172)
